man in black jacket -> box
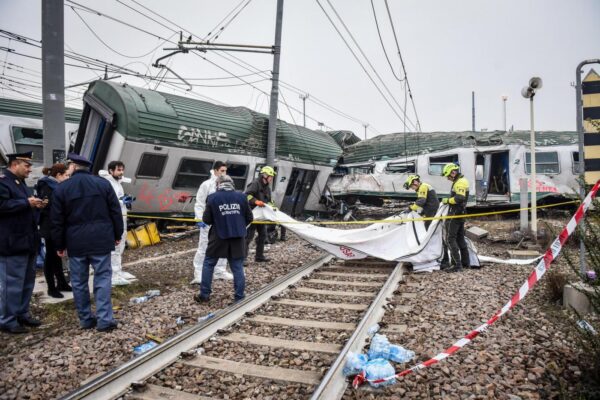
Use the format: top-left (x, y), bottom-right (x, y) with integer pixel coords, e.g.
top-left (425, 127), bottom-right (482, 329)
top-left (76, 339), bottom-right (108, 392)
top-left (0, 152), bottom-right (45, 334)
top-left (194, 175), bottom-right (253, 303)
top-left (244, 166), bottom-right (275, 262)
top-left (51, 154), bottom-right (123, 332)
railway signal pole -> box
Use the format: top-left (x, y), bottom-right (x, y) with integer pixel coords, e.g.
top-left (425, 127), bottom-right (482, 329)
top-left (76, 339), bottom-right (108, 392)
top-left (41, 0), bottom-right (65, 165)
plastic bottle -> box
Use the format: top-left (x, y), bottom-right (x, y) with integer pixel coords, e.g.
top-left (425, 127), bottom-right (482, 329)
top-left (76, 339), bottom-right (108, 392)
top-left (133, 341), bottom-right (158, 355)
top-left (130, 296), bottom-right (149, 304)
top-left (146, 290), bottom-right (161, 298)
top-left (176, 316), bottom-right (185, 325)
top-left (365, 358), bottom-right (396, 388)
top-left (198, 312), bottom-right (215, 322)
top-left (388, 344), bottom-right (415, 363)
top-left (342, 352), bottom-right (368, 376)
top-left (368, 334), bottom-right (391, 360)
top-left (367, 323), bottom-right (380, 338)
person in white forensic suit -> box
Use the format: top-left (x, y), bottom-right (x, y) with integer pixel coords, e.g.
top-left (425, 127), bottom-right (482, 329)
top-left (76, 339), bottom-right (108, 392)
top-left (101, 161), bottom-right (136, 286)
top-left (191, 161), bottom-right (233, 284)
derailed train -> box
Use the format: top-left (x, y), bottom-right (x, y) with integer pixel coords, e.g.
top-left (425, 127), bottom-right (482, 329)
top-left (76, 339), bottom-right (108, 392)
top-left (0, 82), bottom-right (580, 218)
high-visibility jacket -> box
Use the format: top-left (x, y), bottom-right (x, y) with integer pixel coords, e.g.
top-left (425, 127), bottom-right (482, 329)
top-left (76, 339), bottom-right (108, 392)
top-left (409, 182), bottom-right (439, 217)
top-left (448, 175), bottom-right (469, 215)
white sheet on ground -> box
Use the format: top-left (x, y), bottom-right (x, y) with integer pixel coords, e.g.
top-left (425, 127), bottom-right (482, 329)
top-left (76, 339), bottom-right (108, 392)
top-left (254, 206), bottom-right (447, 265)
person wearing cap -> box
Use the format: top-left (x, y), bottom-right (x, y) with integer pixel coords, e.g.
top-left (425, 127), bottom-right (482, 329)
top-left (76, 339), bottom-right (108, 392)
top-left (244, 166), bottom-right (276, 263)
top-left (0, 152), bottom-right (46, 334)
top-left (403, 175), bottom-right (440, 231)
top-left (191, 161), bottom-right (233, 285)
top-left (51, 153), bottom-right (123, 332)
top-left (440, 163), bottom-right (472, 273)
top-left (101, 160), bottom-right (136, 286)
top-left (194, 175), bottom-right (253, 304)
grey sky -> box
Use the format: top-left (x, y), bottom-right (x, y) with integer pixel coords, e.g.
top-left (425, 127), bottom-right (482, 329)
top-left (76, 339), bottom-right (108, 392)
top-left (1, 0), bottom-right (599, 138)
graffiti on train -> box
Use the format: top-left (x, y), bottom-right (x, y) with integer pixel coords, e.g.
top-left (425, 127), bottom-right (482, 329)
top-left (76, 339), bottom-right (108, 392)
top-left (137, 183), bottom-right (192, 211)
top-left (178, 125), bottom-right (229, 147)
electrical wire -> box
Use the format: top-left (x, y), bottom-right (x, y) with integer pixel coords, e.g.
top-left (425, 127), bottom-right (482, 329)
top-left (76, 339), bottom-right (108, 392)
top-left (207, 0), bottom-right (253, 42)
top-left (315, 0), bottom-right (416, 131)
top-left (370, 0), bottom-right (404, 82)
top-left (383, 0), bottom-right (422, 132)
top-left (322, 0), bottom-right (417, 131)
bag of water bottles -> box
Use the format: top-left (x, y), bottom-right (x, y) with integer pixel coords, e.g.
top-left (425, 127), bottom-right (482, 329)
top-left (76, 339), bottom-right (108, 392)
top-left (365, 358), bottom-right (396, 388)
top-left (368, 334), bottom-right (390, 360)
top-left (388, 344), bottom-right (415, 363)
top-left (342, 352), bottom-right (368, 376)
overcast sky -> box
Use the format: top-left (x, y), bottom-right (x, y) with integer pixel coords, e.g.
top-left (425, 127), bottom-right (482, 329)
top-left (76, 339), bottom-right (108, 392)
top-left (1, 0), bottom-right (599, 138)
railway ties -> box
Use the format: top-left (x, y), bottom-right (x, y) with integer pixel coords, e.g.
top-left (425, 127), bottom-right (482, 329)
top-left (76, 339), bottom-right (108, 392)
top-left (63, 256), bottom-right (410, 400)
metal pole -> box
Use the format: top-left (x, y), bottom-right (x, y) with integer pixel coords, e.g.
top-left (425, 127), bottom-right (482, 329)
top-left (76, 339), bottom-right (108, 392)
top-left (502, 95), bottom-right (508, 132)
top-left (42, 0), bottom-right (65, 165)
top-left (472, 91), bottom-right (475, 132)
top-left (520, 178), bottom-right (528, 231)
top-left (299, 93), bottom-right (308, 127)
top-left (266, 0), bottom-right (284, 166)
top-left (363, 124), bottom-right (368, 140)
top-left (530, 96), bottom-right (537, 239)
top-left (575, 59), bottom-right (600, 275)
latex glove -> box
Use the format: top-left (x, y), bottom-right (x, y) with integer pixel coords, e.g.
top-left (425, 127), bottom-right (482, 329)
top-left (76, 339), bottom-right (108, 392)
top-left (442, 198), bottom-right (449, 205)
top-left (122, 195), bottom-right (135, 210)
top-left (197, 221), bottom-right (207, 228)
top-left (255, 200), bottom-right (266, 207)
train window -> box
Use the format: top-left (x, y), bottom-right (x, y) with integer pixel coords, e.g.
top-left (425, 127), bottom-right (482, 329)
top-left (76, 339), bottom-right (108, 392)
top-left (254, 164), bottom-right (279, 190)
top-left (226, 163), bottom-right (248, 190)
top-left (173, 158), bottom-right (213, 189)
top-left (347, 165), bottom-right (373, 174)
top-left (136, 153), bottom-right (167, 179)
top-left (525, 152), bottom-right (559, 175)
top-left (385, 161), bottom-right (416, 174)
top-left (572, 152), bottom-right (582, 174)
top-left (428, 154), bottom-right (458, 175)
top-left (11, 126), bottom-right (43, 162)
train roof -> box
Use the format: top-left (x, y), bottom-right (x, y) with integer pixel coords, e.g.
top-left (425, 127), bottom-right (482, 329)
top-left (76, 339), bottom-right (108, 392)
top-left (341, 130), bottom-right (578, 163)
top-left (327, 130), bottom-right (362, 148)
top-left (0, 97), bottom-right (83, 123)
top-left (85, 80), bottom-right (342, 166)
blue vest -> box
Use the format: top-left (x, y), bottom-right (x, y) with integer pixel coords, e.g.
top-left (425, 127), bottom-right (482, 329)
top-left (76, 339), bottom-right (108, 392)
top-left (0, 170), bottom-right (38, 255)
top-left (207, 191), bottom-right (249, 240)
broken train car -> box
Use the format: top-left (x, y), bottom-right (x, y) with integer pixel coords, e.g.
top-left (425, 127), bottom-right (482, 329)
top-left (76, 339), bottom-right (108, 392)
top-left (326, 130), bottom-right (580, 207)
top-left (74, 80), bottom-right (342, 216)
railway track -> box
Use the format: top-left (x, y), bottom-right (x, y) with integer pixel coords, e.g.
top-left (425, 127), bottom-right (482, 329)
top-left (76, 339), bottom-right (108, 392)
top-left (61, 255), bottom-right (409, 400)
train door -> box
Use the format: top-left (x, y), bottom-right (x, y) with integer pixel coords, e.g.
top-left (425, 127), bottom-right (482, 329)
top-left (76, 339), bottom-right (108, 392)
top-left (475, 151), bottom-right (509, 202)
top-left (280, 168), bottom-right (319, 217)
top-left (73, 96), bottom-right (116, 173)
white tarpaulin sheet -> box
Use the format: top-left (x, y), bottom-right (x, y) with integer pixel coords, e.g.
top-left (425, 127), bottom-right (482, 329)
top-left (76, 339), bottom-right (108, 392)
top-left (254, 206), bottom-right (447, 264)
top-left (254, 206), bottom-right (540, 268)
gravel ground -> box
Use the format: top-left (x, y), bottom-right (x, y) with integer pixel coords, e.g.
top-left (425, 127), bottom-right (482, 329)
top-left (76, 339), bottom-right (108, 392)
top-left (0, 232), bottom-right (322, 400)
top-left (1, 216), bottom-right (599, 399)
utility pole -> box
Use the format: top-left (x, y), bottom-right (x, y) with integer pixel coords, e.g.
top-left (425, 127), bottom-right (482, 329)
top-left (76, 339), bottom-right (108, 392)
top-left (266, 0), bottom-right (284, 166)
top-left (501, 95), bottom-right (508, 132)
top-left (363, 123), bottom-right (369, 140)
top-left (299, 93), bottom-right (309, 127)
top-left (42, 0), bottom-right (65, 165)
top-left (575, 59), bottom-right (600, 276)
top-left (471, 91), bottom-right (476, 132)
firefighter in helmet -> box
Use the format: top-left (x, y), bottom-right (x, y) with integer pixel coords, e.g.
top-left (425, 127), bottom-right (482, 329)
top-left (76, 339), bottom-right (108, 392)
top-left (403, 174), bottom-right (439, 230)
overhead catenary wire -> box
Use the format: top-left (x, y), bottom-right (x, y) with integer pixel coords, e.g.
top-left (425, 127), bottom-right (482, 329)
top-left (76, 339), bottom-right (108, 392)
top-left (370, 0), bottom-right (404, 83)
top-left (383, 0), bottom-right (422, 132)
top-left (322, 0), bottom-right (417, 131)
top-left (315, 0), bottom-right (417, 132)
top-left (205, 0), bottom-right (254, 42)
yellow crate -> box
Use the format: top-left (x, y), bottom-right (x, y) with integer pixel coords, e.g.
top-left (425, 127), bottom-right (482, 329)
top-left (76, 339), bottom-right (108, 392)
top-left (127, 222), bottom-right (161, 249)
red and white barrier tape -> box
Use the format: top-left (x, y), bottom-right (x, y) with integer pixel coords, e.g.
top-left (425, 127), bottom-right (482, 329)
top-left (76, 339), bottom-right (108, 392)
top-left (353, 180), bottom-right (600, 388)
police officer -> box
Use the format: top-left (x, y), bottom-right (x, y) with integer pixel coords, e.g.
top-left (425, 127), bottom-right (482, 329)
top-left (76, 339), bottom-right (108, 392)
top-left (403, 174), bottom-right (440, 231)
top-left (440, 163), bottom-right (471, 272)
top-left (0, 152), bottom-right (45, 334)
top-left (51, 154), bottom-right (123, 332)
top-left (244, 166), bottom-right (276, 263)
top-left (194, 175), bottom-right (253, 303)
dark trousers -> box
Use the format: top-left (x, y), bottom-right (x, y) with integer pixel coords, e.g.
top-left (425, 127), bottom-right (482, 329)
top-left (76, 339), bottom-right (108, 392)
top-left (201, 256), bottom-right (245, 301)
top-left (245, 224), bottom-right (266, 259)
top-left (0, 253), bottom-right (36, 329)
top-left (441, 219), bottom-right (470, 268)
top-left (43, 237), bottom-right (69, 291)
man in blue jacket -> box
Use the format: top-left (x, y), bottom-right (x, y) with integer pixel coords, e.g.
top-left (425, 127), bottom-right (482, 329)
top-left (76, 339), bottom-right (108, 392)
top-left (195, 175), bottom-right (253, 304)
top-left (0, 152), bottom-right (46, 334)
top-left (51, 154), bottom-right (123, 332)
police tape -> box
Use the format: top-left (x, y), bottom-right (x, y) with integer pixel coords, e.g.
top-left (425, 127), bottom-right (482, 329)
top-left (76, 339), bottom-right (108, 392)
top-left (351, 179), bottom-right (600, 389)
top-left (126, 199), bottom-right (580, 225)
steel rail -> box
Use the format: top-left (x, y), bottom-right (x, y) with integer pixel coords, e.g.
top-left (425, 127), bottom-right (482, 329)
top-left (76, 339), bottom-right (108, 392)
top-left (60, 254), bottom-right (333, 400)
top-left (310, 262), bottom-right (407, 399)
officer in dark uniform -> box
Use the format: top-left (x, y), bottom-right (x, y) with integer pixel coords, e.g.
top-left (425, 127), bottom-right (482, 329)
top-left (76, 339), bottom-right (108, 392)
top-left (51, 153), bottom-right (123, 332)
top-left (0, 152), bottom-right (45, 334)
top-left (195, 175), bottom-right (253, 303)
top-left (244, 166), bottom-right (276, 262)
